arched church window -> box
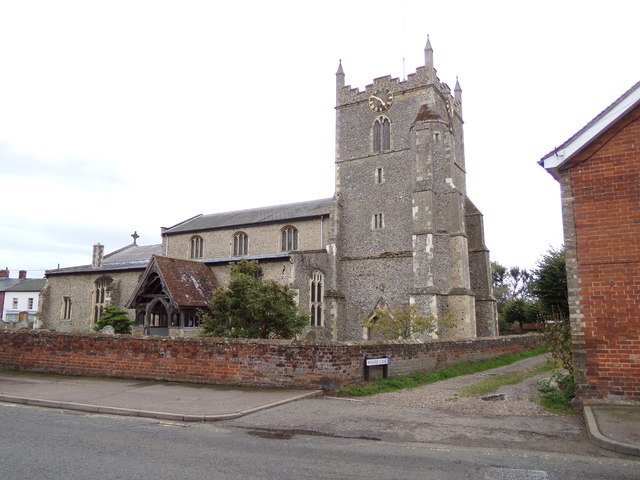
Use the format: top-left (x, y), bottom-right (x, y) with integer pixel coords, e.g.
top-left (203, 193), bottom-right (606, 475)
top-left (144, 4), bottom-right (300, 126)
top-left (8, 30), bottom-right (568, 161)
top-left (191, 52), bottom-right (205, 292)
top-left (190, 235), bottom-right (203, 258)
top-left (373, 116), bottom-right (391, 153)
top-left (62, 296), bottom-right (72, 320)
top-left (281, 226), bottom-right (298, 251)
top-left (93, 276), bottom-right (113, 323)
top-left (310, 271), bottom-right (324, 327)
top-left (233, 232), bottom-right (248, 256)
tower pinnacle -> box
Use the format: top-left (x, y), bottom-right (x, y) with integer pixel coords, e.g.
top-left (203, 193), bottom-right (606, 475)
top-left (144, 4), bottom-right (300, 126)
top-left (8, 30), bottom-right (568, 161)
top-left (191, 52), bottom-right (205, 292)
top-left (336, 60), bottom-right (345, 104)
top-left (424, 35), bottom-right (434, 70)
top-left (336, 60), bottom-right (345, 86)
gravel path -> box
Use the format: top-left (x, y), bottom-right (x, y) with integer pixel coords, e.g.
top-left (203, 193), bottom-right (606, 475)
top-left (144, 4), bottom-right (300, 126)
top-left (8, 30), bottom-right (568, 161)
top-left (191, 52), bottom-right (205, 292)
top-left (358, 353), bottom-right (556, 417)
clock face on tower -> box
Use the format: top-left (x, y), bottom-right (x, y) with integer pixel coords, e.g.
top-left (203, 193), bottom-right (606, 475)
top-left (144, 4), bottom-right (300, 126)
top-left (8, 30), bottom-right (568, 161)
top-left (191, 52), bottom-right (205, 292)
top-left (369, 88), bottom-right (393, 112)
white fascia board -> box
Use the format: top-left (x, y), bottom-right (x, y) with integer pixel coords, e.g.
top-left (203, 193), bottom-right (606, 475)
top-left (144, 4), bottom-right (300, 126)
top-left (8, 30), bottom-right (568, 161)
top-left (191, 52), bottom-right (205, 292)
top-left (544, 87), bottom-right (640, 171)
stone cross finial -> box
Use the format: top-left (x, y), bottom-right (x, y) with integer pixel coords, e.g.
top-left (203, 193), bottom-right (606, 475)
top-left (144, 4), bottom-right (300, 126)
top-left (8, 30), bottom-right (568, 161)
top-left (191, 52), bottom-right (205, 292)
top-left (131, 231), bottom-right (139, 245)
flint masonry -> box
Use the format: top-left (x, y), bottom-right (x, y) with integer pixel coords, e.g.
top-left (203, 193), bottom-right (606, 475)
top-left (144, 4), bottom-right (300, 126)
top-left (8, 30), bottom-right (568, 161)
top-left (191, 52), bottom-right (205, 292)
top-left (39, 38), bottom-right (497, 341)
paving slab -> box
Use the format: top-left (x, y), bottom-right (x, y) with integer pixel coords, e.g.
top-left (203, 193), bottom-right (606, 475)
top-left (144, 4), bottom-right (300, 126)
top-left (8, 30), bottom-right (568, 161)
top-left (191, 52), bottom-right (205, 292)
top-left (0, 371), bottom-right (321, 422)
top-left (584, 406), bottom-right (640, 456)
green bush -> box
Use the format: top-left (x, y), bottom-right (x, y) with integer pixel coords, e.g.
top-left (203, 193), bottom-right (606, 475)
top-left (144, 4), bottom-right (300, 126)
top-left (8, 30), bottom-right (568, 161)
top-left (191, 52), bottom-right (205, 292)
top-left (199, 260), bottom-right (308, 339)
top-left (537, 371), bottom-right (576, 413)
top-left (93, 306), bottom-right (134, 334)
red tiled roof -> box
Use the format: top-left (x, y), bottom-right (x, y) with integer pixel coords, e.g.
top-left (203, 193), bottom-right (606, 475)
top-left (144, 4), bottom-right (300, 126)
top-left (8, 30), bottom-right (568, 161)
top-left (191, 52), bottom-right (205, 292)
top-left (151, 256), bottom-right (217, 307)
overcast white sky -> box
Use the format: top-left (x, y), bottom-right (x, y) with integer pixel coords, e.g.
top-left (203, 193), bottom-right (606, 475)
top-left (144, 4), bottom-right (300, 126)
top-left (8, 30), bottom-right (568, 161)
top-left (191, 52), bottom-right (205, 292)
top-left (1, 0), bottom-right (638, 277)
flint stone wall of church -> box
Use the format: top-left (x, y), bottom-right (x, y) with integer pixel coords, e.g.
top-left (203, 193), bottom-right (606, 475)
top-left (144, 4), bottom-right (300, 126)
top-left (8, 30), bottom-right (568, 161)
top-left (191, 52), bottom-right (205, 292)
top-left (0, 330), bottom-right (543, 391)
top-left (39, 270), bottom-right (144, 332)
top-left (334, 69), bottom-right (487, 339)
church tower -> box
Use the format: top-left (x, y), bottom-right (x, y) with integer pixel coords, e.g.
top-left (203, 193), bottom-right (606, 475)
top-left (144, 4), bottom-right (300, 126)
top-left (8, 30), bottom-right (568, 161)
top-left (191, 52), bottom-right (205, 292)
top-left (331, 38), bottom-right (496, 339)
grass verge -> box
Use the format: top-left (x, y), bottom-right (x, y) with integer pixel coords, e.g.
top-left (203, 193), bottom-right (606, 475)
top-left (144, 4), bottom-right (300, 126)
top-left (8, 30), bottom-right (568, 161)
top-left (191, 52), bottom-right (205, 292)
top-left (458, 360), bottom-right (554, 397)
top-left (338, 346), bottom-right (549, 396)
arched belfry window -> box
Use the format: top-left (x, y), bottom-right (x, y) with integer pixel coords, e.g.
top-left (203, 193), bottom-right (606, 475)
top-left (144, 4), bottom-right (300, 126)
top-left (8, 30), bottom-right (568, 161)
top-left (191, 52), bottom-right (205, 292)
top-left (373, 116), bottom-right (391, 153)
top-left (190, 235), bottom-right (203, 258)
top-left (233, 232), bottom-right (248, 256)
top-left (281, 226), bottom-right (298, 251)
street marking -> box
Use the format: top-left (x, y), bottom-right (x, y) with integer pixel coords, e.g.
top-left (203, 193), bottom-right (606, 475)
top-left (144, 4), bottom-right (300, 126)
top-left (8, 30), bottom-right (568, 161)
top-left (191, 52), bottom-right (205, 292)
top-left (484, 467), bottom-right (549, 479)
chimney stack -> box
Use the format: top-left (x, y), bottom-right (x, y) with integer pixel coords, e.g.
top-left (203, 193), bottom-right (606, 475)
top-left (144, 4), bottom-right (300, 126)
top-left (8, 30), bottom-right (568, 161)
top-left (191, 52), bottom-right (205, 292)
top-left (0, 268), bottom-right (8, 278)
top-left (19, 270), bottom-right (27, 279)
top-left (92, 243), bottom-right (104, 268)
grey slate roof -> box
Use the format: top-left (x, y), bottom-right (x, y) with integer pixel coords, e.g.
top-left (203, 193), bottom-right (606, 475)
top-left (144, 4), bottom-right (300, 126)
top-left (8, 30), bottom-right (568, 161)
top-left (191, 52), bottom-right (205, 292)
top-left (5, 279), bottom-right (47, 292)
top-left (46, 243), bottom-right (163, 276)
top-left (104, 244), bottom-right (164, 264)
top-left (164, 198), bottom-right (333, 235)
top-left (0, 279), bottom-right (25, 292)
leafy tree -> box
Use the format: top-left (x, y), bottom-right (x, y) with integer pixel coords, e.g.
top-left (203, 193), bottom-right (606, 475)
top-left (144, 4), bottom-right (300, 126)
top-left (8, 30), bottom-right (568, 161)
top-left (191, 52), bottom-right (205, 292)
top-left (93, 306), bottom-right (134, 334)
top-left (362, 304), bottom-right (438, 340)
top-left (491, 261), bottom-right (510, 312)
top-left (491, 262), bottom-right (533, 313)
top-left (507, 266), bottom-right (532, 299)
top-left (501, 298), bottom-right (540, 331)
top-left (530, 247), bottom-right (568, 317)
top-left (199, 260), bottom-right (308, 339)
top-left (492, 262), bottom-right (537, 334)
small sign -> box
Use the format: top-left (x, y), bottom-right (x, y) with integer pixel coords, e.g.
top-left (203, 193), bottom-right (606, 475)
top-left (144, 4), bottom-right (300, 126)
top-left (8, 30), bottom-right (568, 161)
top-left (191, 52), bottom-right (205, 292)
top-left (365, 357), bottom-right (390, 367)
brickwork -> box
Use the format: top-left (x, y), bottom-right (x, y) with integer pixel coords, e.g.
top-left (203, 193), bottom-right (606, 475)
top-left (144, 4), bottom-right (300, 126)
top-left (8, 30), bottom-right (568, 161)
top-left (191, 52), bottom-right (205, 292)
top-left (558, 102), bottom-right (640, 405)
top-left (0, 330), bottom-right (542, 391)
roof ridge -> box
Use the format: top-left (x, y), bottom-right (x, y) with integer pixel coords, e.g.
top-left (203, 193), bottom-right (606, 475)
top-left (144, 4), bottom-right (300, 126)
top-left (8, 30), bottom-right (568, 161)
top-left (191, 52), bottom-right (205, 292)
top-left (541, 80), bottom-right (640, 163)
top-left (199, 197), bottom-right (333, 219)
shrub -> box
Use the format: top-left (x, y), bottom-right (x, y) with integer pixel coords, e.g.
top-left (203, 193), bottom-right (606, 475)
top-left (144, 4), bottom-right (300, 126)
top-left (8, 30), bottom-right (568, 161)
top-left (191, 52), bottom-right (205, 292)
top-left (537, 371), bottom-right (576, 413)
top-left (362, 305), bottom-right (438, 340)
top-left (93, 306), bottom-right (134, 334)
top-left (199, 260), bottom-right (308, 339)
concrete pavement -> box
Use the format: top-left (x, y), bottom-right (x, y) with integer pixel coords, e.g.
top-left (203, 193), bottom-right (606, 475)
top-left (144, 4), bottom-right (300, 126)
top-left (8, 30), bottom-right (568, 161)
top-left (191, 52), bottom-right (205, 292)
top-left (1, 370), bottom-right (638, 457)
top-left (0, 371), bottom-right (321, 422)
top-left (584, 405), bottom-right (640, 456)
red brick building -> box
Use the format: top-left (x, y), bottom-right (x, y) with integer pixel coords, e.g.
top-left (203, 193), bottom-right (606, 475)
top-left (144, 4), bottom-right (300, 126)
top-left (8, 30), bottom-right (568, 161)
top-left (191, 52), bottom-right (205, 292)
top-left (541, 81), bottom-right (640, 406)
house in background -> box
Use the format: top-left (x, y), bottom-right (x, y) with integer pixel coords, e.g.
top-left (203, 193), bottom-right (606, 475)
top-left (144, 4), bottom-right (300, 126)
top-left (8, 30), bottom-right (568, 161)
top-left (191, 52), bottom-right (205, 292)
top-left (540, 80), bottom-right (640, 406)
top-left (0, 269), bottom-right (46, 327)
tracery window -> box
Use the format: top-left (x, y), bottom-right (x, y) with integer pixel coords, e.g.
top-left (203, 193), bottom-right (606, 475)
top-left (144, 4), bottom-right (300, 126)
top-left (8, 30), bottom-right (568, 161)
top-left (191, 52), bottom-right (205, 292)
top-left (310, 271), bottom-right (324, 327)
top-left (281, 226), bottom-right (299, 251)
top-left (93, 277), bottom-right (112, 323)
top-left (233, 232), bottom-right (248, 256)
top-left (190, 235), bottom-right (204, 258)
top-left (373, 116), bottom-right (390, 153)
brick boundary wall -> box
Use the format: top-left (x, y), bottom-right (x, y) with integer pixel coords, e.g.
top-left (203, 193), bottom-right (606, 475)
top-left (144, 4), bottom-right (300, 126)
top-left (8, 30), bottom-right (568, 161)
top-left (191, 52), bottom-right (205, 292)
top-left (0, 331), bottom-right (543, 391)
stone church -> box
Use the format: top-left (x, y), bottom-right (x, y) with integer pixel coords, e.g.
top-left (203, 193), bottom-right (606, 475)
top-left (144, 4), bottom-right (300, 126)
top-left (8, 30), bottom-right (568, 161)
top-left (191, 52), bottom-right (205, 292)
top-left (39, 38), bottom-right (497, 341)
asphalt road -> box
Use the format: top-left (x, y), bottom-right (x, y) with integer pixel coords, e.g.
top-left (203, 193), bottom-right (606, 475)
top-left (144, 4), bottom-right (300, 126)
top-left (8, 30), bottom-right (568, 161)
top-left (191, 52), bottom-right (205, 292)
top-left (1, 403), bottom-right (638, 480)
